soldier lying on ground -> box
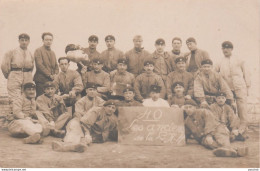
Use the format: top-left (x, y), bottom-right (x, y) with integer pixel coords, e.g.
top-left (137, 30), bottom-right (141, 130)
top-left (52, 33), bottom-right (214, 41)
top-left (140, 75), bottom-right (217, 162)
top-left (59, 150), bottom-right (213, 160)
top-left (184, 99), bottom-right (248, 157)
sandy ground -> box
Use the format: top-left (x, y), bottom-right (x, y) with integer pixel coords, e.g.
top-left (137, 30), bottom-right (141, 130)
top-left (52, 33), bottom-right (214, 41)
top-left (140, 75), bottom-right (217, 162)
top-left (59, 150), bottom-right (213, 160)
top-left (0, 125), bottom-right (259, 168)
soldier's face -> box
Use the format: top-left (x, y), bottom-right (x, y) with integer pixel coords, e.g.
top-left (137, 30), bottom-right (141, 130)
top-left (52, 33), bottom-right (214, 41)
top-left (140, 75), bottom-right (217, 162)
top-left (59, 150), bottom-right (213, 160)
top-left (89, 41), bottom-right (98, 49)
top-left (144, 64), bottom-right (154, 73)
top-left (150, 92), bottom-right (160, 101)
top-left (155, 44), bottom-right (165, 53)
top-left (186, 42), bottom-right (197, 51)
top-left (222, 47), bottom-right (232, 57)
top-left (24, 88), bottom-right (36, 99)
top-left (105, 105), bottom-right (116, 116)
top-left (216, 96), bottom-right (226, 106)
top-left (176, 61), bottom-right (186, 71)
top-left (44, 87), bottom-right (56, 97)
top-left (201, 64), bottom-right (212, 74)
top-left (133, 39), bottom-right (143, 48)
top-left (172, 40), bottom-right (182, 51)
top-left (59, 59), bottom-right (70, 72)
top-left (183, 105), bottom-right (196, 116)
top-left (117, 63), bottom-right (127, 72)
top-left (43, 35), bottom-right (53, 47)
top-left (86, 88), bottom-right (97, 98)
top-left (124, 91), bottom-right (135, 101)
top-left (93, 63), bottom-right (103, 72)
top-left (19, 38), bottom-right (30, 49)
top-left (106, 40), bottom-right (115, 49)
top-left (174, 85), bottom-right (184, 95)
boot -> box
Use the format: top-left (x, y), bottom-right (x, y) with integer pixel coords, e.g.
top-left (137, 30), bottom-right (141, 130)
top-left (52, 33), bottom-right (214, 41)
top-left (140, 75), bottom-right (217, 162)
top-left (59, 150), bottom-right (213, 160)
top-left (235, 134), bottom-right (246, 141)
top-left (51, 129), bottom-right (66, 138)
top-left (52, 141), bottom-right (86, 153)
top-left (236, 146), bottom-right (249, 157)
top-left (23, 133), bottom-right (41, 144)
top-left (213, 147), bottom-right (237, 157)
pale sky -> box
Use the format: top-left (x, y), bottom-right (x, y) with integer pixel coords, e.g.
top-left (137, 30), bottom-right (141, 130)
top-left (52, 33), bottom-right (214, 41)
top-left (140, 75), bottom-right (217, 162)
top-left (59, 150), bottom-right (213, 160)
top-left (0, 0), bottom-right (259, 97)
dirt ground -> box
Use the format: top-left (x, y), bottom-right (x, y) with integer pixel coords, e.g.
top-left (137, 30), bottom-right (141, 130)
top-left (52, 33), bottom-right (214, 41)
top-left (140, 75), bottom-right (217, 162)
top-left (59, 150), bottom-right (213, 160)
top-left (0, 125), bottom-right (259, 168)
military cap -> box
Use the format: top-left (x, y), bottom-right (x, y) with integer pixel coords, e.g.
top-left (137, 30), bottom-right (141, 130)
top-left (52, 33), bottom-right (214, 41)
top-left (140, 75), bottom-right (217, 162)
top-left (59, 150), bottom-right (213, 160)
top-left (43, 81), bottom-right (56, 89)
top-left (92, 58), bottom-right (104, 64)
top-left (23, 82), bottom-right (36, 90)
top-left (89, 35), bottom-right (99, 42)
top-left (175, 56), bottom-right (187, 64)
top-left (155, 38), bottom-right (165, 45)
top-left (117, 58), bottom-right (128, 65)
top-left (65, 44), bottom-right (77, 54)
top-left (222, 41), bottom-right (233, 49)
top-left (105, 35), bottom-right (115, 41)
top-left (150, 85), bottom-right (161, 93)
top-left (186, 37), bottom-right (196, 44)
top-left (19, 33), bottom-right (30, 40)
top-left (216, 92), bottom-right (226, 97)
top-left (184, 99), bottom-right (198, 106)
top-left (172, 81), bottom-right (184, 90)
top-left (85, 82), bottom-right (97, 89)
top-left (144, 60), bottom-right (154, 66)
top-left (123, 86), bottom-right (134, 93)
top-left (201, 59), bottom-right (213, 65)
top-left (104, 100), bottom-right (117, 106)
top-left (58, 57), bottom-right (70, 63)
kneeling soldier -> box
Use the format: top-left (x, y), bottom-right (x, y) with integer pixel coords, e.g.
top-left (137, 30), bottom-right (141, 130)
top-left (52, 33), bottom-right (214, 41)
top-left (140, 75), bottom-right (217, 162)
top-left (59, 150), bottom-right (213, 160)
top-left (117, 87), bottom-right (143, 106)
top-left (143, 85), bottom-right (170, 107)
top-left (8, 83), bottom-right (43, 144)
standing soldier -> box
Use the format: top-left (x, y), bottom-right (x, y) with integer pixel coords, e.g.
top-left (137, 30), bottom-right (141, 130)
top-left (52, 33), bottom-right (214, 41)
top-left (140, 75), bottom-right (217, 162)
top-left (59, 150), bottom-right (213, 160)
top-left (185, 37), bottom-right (210, 77)
top-left (215, 41), bottom-right (251, 132)
top-left (34, 32), bottom-right (59, 97)
top-left (151, 38), bottom-right (174, 83)
top-left (169, 37), bottom-right (186, 70)
top-left (1, 33), bottom-right (34, 102)
top-left (100, 35), bottom-right (125, 73)
top-left (125, 35), bottom-right (151, 77)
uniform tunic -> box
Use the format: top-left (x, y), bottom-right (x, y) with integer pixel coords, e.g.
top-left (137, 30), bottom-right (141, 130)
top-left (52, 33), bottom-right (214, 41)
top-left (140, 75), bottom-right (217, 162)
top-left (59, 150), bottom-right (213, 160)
top-left (134, 72), bottom-right (166, 101)
top-left (100, 48), bottom-right (125, 73)
top-left (169, 50), bottom-right (185, 71)
top-left (83, 70), bottom-right (110, 93)
top-left (82, 47), bottom-right (100, 61)
top-left (125, 48), bottom-right (151, 76)
top-left (117, 100), bottom-right (143, 107)
top-left (1, 47), bottom-right (34, 100)
top-left (169, 95), bottom-right (185, 107)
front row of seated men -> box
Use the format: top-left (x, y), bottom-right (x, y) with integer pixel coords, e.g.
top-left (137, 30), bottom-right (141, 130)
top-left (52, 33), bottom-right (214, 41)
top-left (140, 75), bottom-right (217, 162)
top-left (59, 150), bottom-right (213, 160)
top-left (7, 78), bottom-right (248, 157)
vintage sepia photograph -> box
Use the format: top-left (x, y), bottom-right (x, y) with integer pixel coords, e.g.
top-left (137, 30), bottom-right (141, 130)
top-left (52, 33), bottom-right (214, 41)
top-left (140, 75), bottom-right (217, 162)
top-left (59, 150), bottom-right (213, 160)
top-left (0, 0), bottom-right (259, 169)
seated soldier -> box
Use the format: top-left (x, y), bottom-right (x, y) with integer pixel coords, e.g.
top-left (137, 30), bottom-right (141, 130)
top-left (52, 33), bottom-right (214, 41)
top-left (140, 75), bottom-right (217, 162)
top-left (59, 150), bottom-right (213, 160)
top-left (53, 57), bottom-right (84, 108)
top-left (169, 82), bottom-right (186, 108)
top-left (184, 99), bottom-right (248, 157)
top-left (36, 81), bottom-right (72, 138)
top-left (194, 59), bottom-right (236, 110)
top-left (117, 87), bottom-right (143, 107)
top-left (110, 58), bottom-right (135, 100)
top-left (166, 56), bottom-right (193, 101)
top-left (8, 82), bottom-right (43, 144)
top-left (210, 92), bottom-right (247, 142)
top-left (82, 58), bottom-right (110, 99)
top-left (143, 85), bottom-right (170, 107)
top-left (134, 60), bottom-right (166, 102)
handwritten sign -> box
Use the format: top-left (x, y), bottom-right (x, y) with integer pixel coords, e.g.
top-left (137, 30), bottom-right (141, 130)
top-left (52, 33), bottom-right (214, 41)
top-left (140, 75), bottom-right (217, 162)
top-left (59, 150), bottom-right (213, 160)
top-left (118, 107), bottom-right (186, 146)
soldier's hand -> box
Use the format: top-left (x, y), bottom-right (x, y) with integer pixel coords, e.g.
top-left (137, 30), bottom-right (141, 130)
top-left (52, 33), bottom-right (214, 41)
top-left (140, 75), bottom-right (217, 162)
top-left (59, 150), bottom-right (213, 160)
top-left (47, 121), bottom-right (55, 129)
top-left (231, 129), bottom-right (239, 136)
top-left (85, 134), bottom-right (92, 145)
top-left (49, 75), bottom-right (55, 81)
top-left (69, 91), bottom-right (76, 98)
top-left (81, 66), bottom-right (88, 74)
top-left (184, 95), bottom-right (191, 100)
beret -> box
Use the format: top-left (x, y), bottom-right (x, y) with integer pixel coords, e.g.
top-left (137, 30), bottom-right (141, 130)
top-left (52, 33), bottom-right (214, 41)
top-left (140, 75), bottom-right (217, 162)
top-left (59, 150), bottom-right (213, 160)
top-left (117, 58), bottom-right (128, 64)
top-left (89, 35), bottom-right (99, 42)
top-left (23, 82), bottom-right (36, 90)
top-left (144, 60), bottom-right (154, 66)
top-left (105, 35), bottom-right (115, 41)
top-left (222, 41), bottom-right (233, 49)
top-left (216, 92), bottom-right (226, 97)
top-left (65, 44), bottom-right (77, 54)
top-left (123, 87), bottom-right (134, 93)
top-left (19, 33), bottom-right (30, 40)
top-left (92, 58), bottom-right (104, 64)
top-left (150, 85), bottom-right (161, 93)
top-left (201, 59), bottom-right (213, 65)
top-left (104, 100), bottom-right (117, 106)
top-left (43, 81), bottom-right (56, 89)
top-left (86, 82), bottom-right (97, 89)
top-left (175, 56), bottom-right (187, 63)
top-left (155, 38), bottom-right (165, 45)
top-left (184, 99), bottom-right (198, 106)
top-left (186, 37), bottom-right (196, 44)
top-left (172, 81), bottom-right (184, 89)
top-left (58, 57), bottom-right (70, 63)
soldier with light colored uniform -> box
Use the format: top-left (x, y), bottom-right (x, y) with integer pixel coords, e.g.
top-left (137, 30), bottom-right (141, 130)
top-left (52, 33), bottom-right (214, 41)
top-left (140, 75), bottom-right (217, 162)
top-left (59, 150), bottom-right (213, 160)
top-left (142, 85), bottom-right (170, 107)
top-left (1, 33), bottom-right (34, 102)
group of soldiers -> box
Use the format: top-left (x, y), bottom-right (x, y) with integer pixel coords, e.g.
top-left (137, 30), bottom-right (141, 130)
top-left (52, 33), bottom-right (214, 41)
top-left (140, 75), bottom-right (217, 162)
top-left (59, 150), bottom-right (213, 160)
top-left (1, 32), bottom-right (250, 157)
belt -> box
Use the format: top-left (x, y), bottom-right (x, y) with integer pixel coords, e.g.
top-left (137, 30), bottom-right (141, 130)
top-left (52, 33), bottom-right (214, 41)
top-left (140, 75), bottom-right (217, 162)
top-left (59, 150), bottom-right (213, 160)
top-left (11, 68), bottom-right (32, 72)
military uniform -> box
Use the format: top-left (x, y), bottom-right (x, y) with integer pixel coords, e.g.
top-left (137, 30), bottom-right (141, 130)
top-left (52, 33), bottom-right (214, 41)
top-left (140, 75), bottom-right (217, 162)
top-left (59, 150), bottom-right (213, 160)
top-left (117, 99), bottom-right (143, 107)
top-left (1, 46), bottom-right (34, 101)
top-left (125, 48), bottom-right (151, 77)
top-left (169, 95), bottom-right (185, 107)
top-left (143, 98), bottom-right (170, 107)
top-left (134, 72), bottom-right (166, 101)
top-left (169, 50), bottom-right (185, 71)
